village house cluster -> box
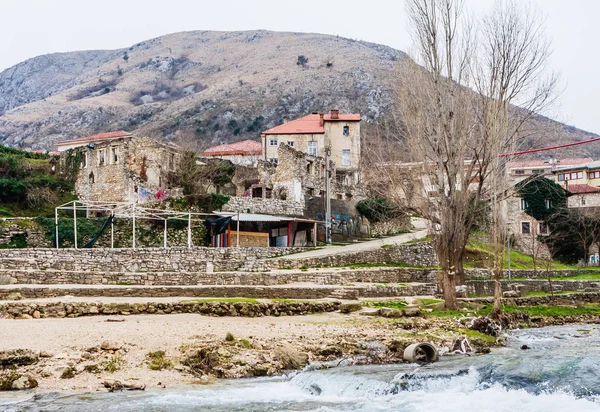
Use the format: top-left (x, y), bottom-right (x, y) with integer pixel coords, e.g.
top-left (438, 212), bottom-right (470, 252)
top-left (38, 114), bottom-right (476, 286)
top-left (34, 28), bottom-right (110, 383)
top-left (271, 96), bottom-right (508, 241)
top-left (57, 110), bottom-right (368, 247)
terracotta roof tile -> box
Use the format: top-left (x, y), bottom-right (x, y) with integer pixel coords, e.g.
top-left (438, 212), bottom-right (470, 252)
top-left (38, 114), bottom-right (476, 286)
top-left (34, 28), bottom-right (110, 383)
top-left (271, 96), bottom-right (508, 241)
top-left (58, 131), bottom-right (132, 145)
top-left (566, 184), bottom-right (600, 194)
top-left (202, 140), bottom-right (262, 156)
top-left (262, 113), bottom-right (360, 135)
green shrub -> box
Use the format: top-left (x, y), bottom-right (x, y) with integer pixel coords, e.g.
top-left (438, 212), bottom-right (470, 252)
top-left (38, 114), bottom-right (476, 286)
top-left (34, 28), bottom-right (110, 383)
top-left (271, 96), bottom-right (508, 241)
top-left (0, 178), bottom-right (26, 202)
top-left (356, 197), bottom-right (399, 223)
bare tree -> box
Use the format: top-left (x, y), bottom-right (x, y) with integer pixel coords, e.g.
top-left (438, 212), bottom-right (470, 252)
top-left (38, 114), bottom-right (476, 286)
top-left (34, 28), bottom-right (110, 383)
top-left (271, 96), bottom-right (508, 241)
top-left (385, 0), bottom-right (557, 310)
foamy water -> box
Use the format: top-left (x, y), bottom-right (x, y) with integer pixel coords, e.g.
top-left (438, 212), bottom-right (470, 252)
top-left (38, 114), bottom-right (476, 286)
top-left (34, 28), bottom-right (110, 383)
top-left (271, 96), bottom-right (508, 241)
top-left (2, 325), bottom-right (600, 411)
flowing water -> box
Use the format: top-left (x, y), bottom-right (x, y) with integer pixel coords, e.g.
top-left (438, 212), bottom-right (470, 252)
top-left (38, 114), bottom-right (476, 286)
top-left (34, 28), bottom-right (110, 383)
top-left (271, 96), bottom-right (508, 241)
top-left (2, 324), bottom-right (600, 411)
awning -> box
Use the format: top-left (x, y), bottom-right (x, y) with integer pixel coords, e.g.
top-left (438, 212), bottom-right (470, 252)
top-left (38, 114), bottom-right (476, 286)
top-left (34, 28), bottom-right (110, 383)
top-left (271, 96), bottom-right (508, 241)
top-left (213, 211), bottom-right (321, 223)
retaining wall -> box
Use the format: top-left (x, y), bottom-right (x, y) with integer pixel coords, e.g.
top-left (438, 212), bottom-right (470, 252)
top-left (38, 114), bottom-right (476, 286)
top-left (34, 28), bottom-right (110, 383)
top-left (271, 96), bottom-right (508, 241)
top-left (467, 279), bottom-right (600, 295)
top-left (0, 267), bottom-right (437, 286)
top-left (0, 247), bottom-right (306, 273)
top-left (0, 300), bottom-right (341, 319)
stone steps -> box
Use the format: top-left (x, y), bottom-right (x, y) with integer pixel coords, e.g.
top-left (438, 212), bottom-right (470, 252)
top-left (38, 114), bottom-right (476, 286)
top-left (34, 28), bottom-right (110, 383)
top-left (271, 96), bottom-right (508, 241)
top-left (0, 282), bottom-right (437, 301)
top-left (0, 267), bottom-right (437, 286)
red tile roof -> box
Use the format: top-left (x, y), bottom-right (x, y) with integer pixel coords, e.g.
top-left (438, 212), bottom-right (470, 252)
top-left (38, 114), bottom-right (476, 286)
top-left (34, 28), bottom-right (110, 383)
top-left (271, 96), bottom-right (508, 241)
top-left (58, 131), bottom-right (132, 145)
top-left (262, 113), bottom-right (360, 135)
top-left (202, 140), bottom-right (262, 156)
top-left (566, 184), bottom-right (600, 194)
top-left (508, 158), bottom-right (592, 169)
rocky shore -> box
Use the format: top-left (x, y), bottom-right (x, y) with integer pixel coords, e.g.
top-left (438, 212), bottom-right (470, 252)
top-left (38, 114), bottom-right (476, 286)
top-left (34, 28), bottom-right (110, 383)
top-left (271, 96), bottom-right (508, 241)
top-left (0, 311), bottom-right (498, 392)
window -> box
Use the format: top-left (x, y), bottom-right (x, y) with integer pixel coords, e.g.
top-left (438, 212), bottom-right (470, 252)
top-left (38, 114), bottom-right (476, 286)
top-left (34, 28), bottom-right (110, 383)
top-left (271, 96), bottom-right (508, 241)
top-left (532, 169), bottom-right (545, 175)
top-left (581, 197), bottom-right (587, 206)
top-left (545, 199), bottom-right (551, 209)
top-left (520, 198), bottom-right (528, 210)
top-left (343, 126), bottom-right (349, 136)
top-left (539, 222), bottom-right (549, 235)
top-left (269, 139), bottom-right (278, 146)
top-left (577, 171), bottom-right (583, 179)
top-left (287, 141), bottom-right (294, 147)
top-left (514, 169), bottom-right (525, 175)
top-left (342, 149), bottom-right (351, 166)
top-left (81, 152), bottom-right (87, 169)
top-left (564, 173), bottom-right (570, 181)
top-left (111, 147), bottom-right (118, 164)
top-left (269, 158), bottom-right (278, 165)
top-left (169, 153), bottom-right (175, 170)
top-left (308, 141), bottom-right (317, 156)
top-left (521, 221), bottom-right (531, 234)
top-left (97, 149), bottom-right (105, 166)
top-left (558, 174), bottom-right (565, 181)
top-left (591, 171), bottom-right (600, 179)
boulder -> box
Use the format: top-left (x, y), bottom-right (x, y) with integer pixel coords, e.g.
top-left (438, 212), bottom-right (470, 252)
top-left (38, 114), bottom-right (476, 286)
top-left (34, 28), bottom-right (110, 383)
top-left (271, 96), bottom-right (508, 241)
top-left (378, 307), bottom-right (403, 318)
top-left (0, 350), bottom-right (38, 367)
top-left (403, 305), bottom-right (421, 317)
top-left (339, 303), bottom-right (362, 314)
top-left (502, 290), bottom-right (520, 298)
top-left (10, 375), bottom-right (38, 390)
top-left (100, 341), bottom-right (122, 351)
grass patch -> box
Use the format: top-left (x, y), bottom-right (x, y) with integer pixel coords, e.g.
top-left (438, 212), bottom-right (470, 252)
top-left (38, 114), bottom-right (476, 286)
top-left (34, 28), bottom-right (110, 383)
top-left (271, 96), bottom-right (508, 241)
top-left (225, 332), bottom-right (234, 342)
top-left (366, 300), bottom-right (407, 310)
top-left (504, 304), bottom-right (600, 317)
top-left (405, 236), bottom-right (431, 244)
top-left (463, 238), bottom-right (578, 270)
top-left (60, 367), bottom-right (76, 379)
top-left (417, 298), bottom-right (444, 306)
top-left (102, 354), bottom-right (123, 373)
top-left (146, 350), bottom-right (173, 370)
top-left (238, 338), bottom-right (253, 349)
top-left (180, 298), bottom-right (259, 304)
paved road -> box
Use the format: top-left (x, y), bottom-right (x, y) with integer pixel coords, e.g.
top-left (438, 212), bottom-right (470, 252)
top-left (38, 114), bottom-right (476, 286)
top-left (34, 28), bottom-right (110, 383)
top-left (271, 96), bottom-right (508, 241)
top-left (276, 217), bottom-right (429, 260)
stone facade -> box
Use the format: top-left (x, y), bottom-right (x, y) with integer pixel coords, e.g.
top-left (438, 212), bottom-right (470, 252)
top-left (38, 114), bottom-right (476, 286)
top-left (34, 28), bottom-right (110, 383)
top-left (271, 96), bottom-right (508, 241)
top-left (63, 135), bottom-right (181, 203)
top-left (222, 197), bottom-right (304, 217)
top-left (503, 194), bottom-right (551, 258)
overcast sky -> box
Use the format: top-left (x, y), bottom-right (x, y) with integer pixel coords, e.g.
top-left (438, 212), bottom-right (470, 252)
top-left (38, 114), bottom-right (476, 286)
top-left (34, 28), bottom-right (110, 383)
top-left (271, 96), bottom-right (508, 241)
top-left (1, 0), bottom-right (598, 134)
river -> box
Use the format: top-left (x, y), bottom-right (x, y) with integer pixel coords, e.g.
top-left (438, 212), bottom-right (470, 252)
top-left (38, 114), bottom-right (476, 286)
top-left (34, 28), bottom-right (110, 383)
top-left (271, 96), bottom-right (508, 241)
top-left (2, 324), bottom-right (600, 411)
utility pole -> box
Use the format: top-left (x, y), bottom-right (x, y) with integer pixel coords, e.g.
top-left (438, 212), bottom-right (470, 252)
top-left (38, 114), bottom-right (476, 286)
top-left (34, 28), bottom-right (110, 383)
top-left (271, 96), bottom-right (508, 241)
top-left (325, 147), bottom-right (332, 244)
top-left (86, 143), bottom-right (95, 218)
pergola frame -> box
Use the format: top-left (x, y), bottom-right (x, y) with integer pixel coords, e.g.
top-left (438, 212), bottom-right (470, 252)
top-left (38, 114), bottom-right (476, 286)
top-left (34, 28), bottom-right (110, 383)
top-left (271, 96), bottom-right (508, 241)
top-left (54, 200), bottom-right (215, 249)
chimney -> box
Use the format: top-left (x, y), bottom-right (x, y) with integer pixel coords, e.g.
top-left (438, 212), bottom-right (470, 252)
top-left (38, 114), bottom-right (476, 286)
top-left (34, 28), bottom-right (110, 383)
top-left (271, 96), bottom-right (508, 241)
top-left (330, 109), bottom-right (339, 120)
top-left (319, 113), bottom-right (324, 127)
top-left (283, 115), bottom-right (289, 124)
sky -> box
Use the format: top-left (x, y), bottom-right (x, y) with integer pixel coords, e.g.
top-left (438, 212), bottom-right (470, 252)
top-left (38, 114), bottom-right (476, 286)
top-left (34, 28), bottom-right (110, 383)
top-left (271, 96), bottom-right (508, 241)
top-left (1, 0), bottom-right (599, 134)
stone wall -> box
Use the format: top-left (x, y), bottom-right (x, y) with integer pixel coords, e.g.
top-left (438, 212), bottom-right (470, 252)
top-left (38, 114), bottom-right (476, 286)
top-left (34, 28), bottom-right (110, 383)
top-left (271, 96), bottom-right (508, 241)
top-left (0, 267), bottom-right (437, 286)
top-left (0, 219), bottom-right (51, 248)
top-left (370, 216), bottom-right (412, 236)
top-left (0, 247), bottom-right (306, 274)
top-left (0, 300), bottom-right (342, 319)
top-left (260, 242), bottom-right (438, 271)
top-left (0, 282), bottom-right (437, 300)
top-left (222, 197), bottom-right (304, 217)
top-left (467, 279), bottom-right (600, 295)
top-left (464, 268), bottom-right (600, 280)
top-left (462, 292), bottom-right (600, 307)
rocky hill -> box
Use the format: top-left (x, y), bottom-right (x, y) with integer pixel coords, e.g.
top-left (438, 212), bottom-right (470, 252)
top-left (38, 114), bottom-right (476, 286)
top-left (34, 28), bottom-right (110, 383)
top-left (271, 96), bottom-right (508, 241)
top-left (0, 29), bottom-right (597, 157)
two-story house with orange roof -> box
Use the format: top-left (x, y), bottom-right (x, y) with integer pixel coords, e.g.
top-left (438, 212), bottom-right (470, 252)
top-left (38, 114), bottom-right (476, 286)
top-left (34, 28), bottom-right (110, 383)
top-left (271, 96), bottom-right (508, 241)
top-left (260, 110), bottom-right (361, 185)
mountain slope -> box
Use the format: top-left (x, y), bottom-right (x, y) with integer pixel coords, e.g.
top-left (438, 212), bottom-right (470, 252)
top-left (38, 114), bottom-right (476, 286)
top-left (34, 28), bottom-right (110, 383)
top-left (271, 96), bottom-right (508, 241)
top-left (0, 29), bottom-right (597, 157)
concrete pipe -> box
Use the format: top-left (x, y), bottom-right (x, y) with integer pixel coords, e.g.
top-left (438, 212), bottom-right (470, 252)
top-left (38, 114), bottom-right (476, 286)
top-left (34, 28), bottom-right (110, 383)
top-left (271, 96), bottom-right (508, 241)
top-left (403, 343), bottom-right (439, 363)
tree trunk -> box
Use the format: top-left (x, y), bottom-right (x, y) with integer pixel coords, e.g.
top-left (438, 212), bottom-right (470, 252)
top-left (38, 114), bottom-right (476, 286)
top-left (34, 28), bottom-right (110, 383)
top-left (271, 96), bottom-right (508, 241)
top-left (491, 268), bottom-right (503, 317)
top-left (456, 260), bottom-right (466, 286)
top-left (441, 268), bottom-right (458, 310)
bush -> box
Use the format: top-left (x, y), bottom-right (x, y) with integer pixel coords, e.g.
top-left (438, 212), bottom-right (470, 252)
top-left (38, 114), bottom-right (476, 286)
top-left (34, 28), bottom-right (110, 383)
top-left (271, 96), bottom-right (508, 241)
top-left (0, 178), bottom-right (26, 202)
top-left (356, 197), bottom-right (400, 223)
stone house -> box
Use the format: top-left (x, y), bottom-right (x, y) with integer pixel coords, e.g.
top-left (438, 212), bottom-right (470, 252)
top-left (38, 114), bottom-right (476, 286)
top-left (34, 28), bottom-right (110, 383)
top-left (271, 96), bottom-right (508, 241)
top-left (57, 131), bottom-right (181, 203)
top-left (260, 110), bottom-right (361, 186)
top-left (201, 139), bottom-right (262, 166)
